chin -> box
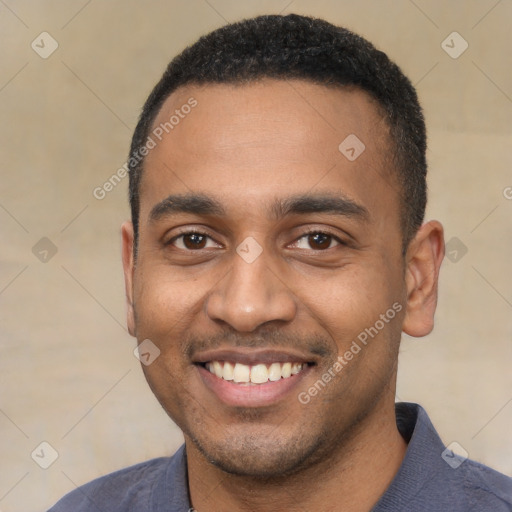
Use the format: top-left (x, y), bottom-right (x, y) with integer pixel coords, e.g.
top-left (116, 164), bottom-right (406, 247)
top-left (187, 425), bottom-right (328, 478)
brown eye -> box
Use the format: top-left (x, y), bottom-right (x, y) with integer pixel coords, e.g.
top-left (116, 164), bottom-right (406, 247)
top-left (171, 232), bottom-right (219, 250)
top-left (183, 233), bottom-right (207, 249)
top-left (291, 232), bottom-right (341, 251)
top-left (307, 233), bottom-right (332, 250)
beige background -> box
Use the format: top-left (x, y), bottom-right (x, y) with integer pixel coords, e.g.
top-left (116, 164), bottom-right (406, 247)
top-left (1, 1), bottom-right (511, 510)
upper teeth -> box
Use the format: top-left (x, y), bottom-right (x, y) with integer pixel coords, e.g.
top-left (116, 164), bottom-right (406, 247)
top-left (206, 361), bottom-right (304, 384)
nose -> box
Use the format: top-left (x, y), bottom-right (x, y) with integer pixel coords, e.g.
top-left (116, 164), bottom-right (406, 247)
top-left (205, 246), bottom-right (297, 332)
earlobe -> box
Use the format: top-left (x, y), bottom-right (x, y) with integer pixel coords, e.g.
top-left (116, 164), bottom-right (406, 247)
top-left (121, 221), bottom-right (136, 337)
top-left (402, 220), bottom-right (445, 338)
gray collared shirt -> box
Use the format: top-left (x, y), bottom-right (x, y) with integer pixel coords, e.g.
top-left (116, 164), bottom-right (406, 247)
top-left (48, 403), bottom-right (512, 511)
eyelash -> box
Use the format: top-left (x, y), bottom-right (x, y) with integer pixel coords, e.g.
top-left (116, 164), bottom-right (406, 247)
top-left (167, 229), bottom-right (346, 251)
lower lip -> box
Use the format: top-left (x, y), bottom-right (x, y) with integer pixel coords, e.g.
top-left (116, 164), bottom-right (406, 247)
top-left (196, 364), bottom-right (313, 408)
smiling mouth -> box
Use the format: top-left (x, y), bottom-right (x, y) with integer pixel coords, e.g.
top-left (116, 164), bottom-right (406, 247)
top-left (202, 360), bottom-right (310, 385)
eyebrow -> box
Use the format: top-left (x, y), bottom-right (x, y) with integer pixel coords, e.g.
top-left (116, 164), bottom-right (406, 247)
top-left (148, 192), bottom-right (369, 223)
top-left (149, 194), bottom-right (225, 222)
top-left (271, 193), bottom-right (369, 222)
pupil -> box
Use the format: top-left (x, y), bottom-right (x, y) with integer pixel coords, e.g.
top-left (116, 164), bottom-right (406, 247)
top-left (185, 234), bottom-right (205, 249)
top-left (309, 233), bottom-right (331, 249)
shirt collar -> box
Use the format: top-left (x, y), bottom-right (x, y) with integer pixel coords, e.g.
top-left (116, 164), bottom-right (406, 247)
top-left (372, 402), bottom-right (451, 510)
top-left (154, 444), bottom-right (191, 511)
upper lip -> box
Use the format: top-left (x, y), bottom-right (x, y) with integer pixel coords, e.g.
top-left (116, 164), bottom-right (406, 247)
top-left (192, 348), bottom-right (317, 366)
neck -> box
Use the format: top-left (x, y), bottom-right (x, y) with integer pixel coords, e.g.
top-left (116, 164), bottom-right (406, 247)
top-left (186, 398), bottom-right (407, 512)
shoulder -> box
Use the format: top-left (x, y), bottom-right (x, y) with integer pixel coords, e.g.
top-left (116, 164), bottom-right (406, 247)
top-left (459, 457), bottom-right (512, 511)
top-left (377, 403), bottom-right (512, 511)
top-left (47, 456), bottom-right (172, 512)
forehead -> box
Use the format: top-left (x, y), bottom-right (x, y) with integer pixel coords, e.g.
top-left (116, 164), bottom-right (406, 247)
top-left (140, 79), bottom-right (398, 226)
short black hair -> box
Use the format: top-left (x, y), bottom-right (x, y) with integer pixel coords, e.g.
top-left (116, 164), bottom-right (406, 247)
top-left (128, 14), bottom-right (427, 253)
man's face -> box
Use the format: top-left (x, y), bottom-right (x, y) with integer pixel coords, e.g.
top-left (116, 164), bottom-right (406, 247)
top-left (124, 80), bottom-right (410, 476)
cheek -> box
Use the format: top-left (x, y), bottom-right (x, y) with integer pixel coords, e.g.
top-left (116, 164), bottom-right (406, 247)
top-left (292, 259), bottom-right (403, 342)
top-left (133, 263), bottom-right (206, 341)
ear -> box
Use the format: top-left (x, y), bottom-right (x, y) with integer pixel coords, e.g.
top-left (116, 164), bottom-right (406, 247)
top-left (402, 220), bottom-right (445, 338)
top-left (121, 221), bottom-right (136, 337)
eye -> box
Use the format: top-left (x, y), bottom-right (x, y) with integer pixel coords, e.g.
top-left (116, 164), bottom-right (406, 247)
top-left (292, 232), bottom-right (341, 250)
top-left (170, 232), bottom-right (220, 250)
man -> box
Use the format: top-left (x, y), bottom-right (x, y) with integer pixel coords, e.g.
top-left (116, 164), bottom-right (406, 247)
top-left (49, 13), bottom-right (512, 512)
